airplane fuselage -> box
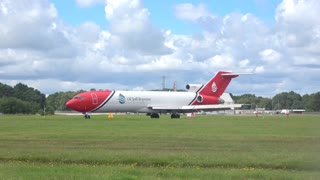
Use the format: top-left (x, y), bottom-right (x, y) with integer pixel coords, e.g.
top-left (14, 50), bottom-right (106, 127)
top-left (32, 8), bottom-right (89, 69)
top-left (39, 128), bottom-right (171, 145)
top-left (66, 90), bottom-right (222, 114)
top-left (98, 91), bottom-right (197, 113)
top-left (66, 71), bottom-right (245, 118)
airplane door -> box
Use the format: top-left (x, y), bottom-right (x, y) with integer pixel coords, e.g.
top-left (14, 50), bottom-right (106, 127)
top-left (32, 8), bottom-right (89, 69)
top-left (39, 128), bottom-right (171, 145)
top-left (91, 93), bottom-right (98, 105)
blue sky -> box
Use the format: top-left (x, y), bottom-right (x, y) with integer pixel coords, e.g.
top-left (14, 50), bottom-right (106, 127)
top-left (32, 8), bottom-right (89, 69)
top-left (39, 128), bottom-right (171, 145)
top-left (144, 0), bottom-right (281, 30)
top-left (0, 0), bottom-right (319, 96)
top-left (52, 0), bottom-right (281, 33)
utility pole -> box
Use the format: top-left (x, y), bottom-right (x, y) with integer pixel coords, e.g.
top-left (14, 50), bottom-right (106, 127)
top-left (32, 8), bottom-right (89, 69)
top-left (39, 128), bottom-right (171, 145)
top-left (162, 76), bottom-right (166, 90)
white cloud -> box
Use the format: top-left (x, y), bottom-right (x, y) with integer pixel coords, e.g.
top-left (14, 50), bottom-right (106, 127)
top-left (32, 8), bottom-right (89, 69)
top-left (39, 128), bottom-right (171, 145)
top-left (205, 54), bottom-right (234, 69)
top-left (276, 0), bottom-right (320, 26)
top-left (76, 0), bottom-right (105, 7)
top-left (77, 22), bottom-right (101, 43)
top-left (0, 0), bottom-right (61, 49)
top-left (136, 56), bottom-right (188, 71)
top-left (0, 0), bottom-right (320, 96)
top-left (255, 66), bottom-right (265, 73)
top-left (174, 3), bottom-right (217, 31)
top-left (293, 56), bottom-right (320, 66)
top-left (104, 0), bottom-right (171, 55)
top-left (239, 59), bottom-right (249, 68)
top-left (259, 49), bottom-right (282, 63)
top-left (275, 0), bottom-right (320, 50)
top-left (175, 3), bottom-right (213, 22)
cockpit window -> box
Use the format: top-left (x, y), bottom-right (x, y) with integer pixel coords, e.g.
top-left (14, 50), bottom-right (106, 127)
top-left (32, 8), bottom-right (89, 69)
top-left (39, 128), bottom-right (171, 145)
top-left (73, 96), bottom-right (84, 100)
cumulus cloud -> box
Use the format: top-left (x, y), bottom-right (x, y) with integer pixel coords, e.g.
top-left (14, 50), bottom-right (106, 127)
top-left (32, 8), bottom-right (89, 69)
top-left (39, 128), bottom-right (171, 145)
top-left (104, 0), bottom-right (171, 55)
top-left (239, 59), bottom-right (249, 68)
top-left (76, 0), bottom-right (105, 7)
top-left (205, 54), bottom-right (234, 69)
top-left (0, 0), bottom-right (83, 84)
top-left (276, 0), bottom-right (320, 50)
top-left (76, 22), bottom-right (101, 43)
top-left (175, 3), bottom-right (218, 31)
top-left (259, 49), bottom-right (282, 63)
top-left (0, 0), bottom-right (319, 96)
top-left (0, 0), bottom-right (64, 49)
top-left (276, 0), bottom-right (320, 26)
top-left (136, 55), bottom-right (188, 71)
top-left (175, 3), bottom-right (214, 22)
top-left (170, 0), bottom-right (320, 95)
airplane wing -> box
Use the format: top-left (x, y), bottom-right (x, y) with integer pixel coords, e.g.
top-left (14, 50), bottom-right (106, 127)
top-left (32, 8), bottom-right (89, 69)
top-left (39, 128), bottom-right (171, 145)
top-left (148, 104), bottom-right (243, 113)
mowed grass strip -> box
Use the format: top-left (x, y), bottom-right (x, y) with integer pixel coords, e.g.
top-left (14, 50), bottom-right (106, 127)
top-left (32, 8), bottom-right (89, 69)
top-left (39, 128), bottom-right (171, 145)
top-left (0, 114), bottom-right (319, 179)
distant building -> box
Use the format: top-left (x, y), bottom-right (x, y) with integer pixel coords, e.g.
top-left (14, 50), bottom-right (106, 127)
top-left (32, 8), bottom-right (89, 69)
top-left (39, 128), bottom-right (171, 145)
top-left (291, 109), bottom-right (305, 114)
top-left (279, 109), bottom-right (305, 114)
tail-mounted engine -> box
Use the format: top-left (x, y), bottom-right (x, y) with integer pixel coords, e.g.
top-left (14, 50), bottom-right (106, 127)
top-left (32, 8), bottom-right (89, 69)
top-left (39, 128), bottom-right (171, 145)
top-left (194, 95), bottom-right (225, 105)
top-left (186, 84), bottom-right (203, 92)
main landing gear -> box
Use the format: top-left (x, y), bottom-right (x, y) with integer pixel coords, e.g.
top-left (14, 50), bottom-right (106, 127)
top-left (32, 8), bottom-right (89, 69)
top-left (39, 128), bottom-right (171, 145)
top-left (171, 113), bottom-right (180, 119)
top-left (150, 113), bottom-right (160, 118)
top-left (149, 113), bottom-right (181, 119)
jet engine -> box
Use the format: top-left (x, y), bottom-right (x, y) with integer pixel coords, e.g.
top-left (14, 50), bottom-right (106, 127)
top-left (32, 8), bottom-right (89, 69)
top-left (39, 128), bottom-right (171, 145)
top-left (186, 84), bottom-right (203, 92)
top-left (194, 95), bottom-right (225, 105)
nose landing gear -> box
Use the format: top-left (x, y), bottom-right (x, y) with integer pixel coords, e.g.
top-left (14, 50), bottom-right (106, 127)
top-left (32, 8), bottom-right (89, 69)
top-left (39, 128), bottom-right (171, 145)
top-left (83, 113), bottom-right (91, 119)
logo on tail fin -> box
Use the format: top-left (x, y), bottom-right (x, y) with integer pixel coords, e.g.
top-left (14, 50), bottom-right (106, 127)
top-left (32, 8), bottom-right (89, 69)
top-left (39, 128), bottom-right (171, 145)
top-left (211, 82), bottom-right (218, 92)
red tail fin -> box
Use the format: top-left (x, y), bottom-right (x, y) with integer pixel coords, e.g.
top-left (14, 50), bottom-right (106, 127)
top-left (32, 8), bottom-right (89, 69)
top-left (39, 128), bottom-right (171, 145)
top-left (199, 71), bottom-right (239, 97)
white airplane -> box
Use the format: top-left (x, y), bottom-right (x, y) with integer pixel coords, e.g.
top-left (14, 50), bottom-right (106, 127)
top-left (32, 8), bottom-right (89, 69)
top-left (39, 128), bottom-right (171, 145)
top-left (66, 71), bottom-right (245, 118)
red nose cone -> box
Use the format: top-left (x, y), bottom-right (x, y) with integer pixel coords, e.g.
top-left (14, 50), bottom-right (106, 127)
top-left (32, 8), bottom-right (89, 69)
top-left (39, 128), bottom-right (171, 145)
top-left (66, 99), bottom-right (86, 112)
top-left (65, 100), bottom-right (72, 108)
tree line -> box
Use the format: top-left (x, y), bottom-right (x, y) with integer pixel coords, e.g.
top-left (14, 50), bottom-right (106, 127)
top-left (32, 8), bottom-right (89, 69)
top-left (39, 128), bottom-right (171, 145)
top-left (0, 82), bottom-right (319, 114)
top-left (232, 91), bottom-right (320, 111)
top-left (0, 82), bottom-right (83, 114)
top-left (0, 83), bottom-right (45, 114)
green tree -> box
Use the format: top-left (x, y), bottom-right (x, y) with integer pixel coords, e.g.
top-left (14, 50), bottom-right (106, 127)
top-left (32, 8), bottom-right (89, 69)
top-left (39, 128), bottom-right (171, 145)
top-left (287, 91), bottom-right (302, 109)
top-left (0, 83), bottom-right (46, 114)
top-left (0, 97), bottom-right (38, 114)
top-left (13, 83), bottom-right (46, 109)
top-left (272, 91), bottom-right (302, 109)
top-left (312, 92), bottom-right (320, 111)
top-left (302, 94), bottom-right (312, 111)
top-left (273, 92), bottom-right (288, 109)
top-left (234, 94), bottom-right (258, 109)
top-left (307, 92), bottom-right (320, 112)
top-left (257, 97), bottom-right (272, 110)
top-left (0, 83), bottom-right (14, 97)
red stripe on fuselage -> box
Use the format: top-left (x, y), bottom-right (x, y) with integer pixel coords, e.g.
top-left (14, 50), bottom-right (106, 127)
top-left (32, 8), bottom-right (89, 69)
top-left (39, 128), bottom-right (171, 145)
top-left (66, 90), bottom-right (114, 113)
top-left (91, 91), bottom-right (115, 112)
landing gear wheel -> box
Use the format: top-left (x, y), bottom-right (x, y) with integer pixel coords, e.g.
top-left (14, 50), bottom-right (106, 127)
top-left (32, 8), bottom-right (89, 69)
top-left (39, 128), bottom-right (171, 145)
top-left (84, 113), bottom-right (90, 119)
top-left (150, 113), bottom-right (160, 118)
top-left (171, 113), bottom-right (180, 119)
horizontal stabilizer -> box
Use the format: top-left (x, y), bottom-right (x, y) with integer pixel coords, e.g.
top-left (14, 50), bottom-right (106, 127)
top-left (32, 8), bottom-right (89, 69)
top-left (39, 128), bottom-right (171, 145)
top-left (221, 72), bottom-right (253, 78)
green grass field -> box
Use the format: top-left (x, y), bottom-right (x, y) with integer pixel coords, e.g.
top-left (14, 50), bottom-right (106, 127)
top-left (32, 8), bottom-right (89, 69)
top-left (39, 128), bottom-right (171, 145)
top-left (0, 114), bottom-right (319, 179)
